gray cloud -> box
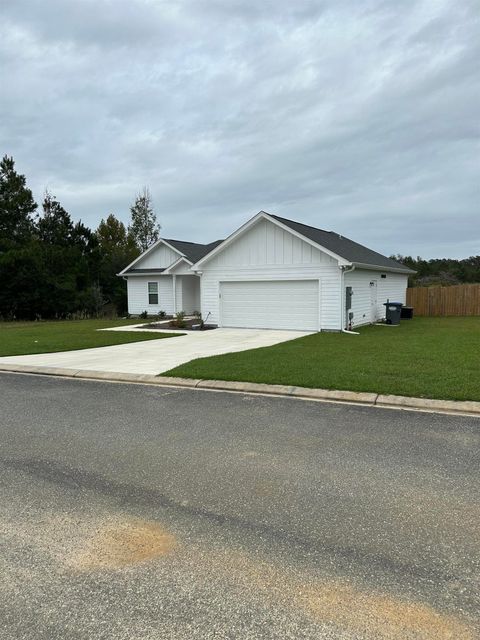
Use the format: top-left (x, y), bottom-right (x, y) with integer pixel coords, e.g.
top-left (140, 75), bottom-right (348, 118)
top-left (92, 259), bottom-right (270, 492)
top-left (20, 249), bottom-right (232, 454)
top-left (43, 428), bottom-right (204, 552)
top-left (1, 0), bottom-right (478, 258)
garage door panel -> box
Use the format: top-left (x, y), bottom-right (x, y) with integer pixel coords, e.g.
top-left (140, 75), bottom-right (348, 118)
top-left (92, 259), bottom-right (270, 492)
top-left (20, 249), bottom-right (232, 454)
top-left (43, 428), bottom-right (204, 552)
top-left (220, 280), bottom-right (318, 331)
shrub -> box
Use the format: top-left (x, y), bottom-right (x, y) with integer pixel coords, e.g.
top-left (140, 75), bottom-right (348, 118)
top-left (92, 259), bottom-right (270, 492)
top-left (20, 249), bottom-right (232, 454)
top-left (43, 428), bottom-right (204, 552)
top-left (174, 311), bottom-right (186, 328)
top-left (158, 310), bottom-right (166, 319)
top-left (79, 283), bottom-right (106, 318)
top-left (139, 310), bottom-right (148, 319)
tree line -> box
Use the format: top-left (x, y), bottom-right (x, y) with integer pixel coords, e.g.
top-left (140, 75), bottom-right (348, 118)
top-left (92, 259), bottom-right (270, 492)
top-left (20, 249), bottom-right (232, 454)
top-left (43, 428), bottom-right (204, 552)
top-left (392, 255), bottom-right (480, 287)
top-left (1, 155), bottom-right (478, 320)
top-left (0, 155), bottom-right (160, 320)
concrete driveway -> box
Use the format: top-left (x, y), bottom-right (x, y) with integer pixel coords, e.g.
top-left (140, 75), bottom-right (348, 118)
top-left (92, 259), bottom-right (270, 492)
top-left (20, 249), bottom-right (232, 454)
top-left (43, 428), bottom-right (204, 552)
top-left (0, 326), bottom-right (310, 375)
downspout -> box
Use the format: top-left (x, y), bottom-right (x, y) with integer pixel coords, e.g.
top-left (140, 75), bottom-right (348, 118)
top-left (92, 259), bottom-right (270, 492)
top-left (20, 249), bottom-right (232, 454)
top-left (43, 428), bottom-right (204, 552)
top-left (341, 265), bottom-right (359, 335)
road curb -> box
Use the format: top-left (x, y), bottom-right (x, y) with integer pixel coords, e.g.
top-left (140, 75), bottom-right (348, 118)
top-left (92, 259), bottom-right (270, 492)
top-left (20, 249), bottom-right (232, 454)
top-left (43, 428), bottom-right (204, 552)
top-left (0, 363), bottom-right (479, 416)
top-left (375, 394), bottom-right (480, 415)
top-left (0, 364), bottom-right (202, 388)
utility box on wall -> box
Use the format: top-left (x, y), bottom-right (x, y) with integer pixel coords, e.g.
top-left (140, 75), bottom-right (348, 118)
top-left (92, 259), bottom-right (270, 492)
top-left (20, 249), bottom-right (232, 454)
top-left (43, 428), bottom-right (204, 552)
top-left (345, 286), bottom-right (353, 311)
top-left (345, 286), bottom-right (353, 328)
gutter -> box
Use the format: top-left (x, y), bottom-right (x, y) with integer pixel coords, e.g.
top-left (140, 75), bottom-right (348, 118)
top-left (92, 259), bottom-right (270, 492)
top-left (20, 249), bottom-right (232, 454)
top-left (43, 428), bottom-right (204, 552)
top-left (351, 261), bottom-right (416, 275)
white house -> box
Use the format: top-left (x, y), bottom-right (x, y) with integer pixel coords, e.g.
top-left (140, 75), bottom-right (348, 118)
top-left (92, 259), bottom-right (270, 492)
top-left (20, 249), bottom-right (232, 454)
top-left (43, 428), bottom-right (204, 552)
top-left (119, 211), bottom-right (414, 331)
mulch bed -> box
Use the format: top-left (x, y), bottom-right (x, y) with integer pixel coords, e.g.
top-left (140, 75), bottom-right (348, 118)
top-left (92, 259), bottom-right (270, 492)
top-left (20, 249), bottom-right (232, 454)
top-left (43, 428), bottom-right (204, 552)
top-left (139, 318), bottom-right (217, 331)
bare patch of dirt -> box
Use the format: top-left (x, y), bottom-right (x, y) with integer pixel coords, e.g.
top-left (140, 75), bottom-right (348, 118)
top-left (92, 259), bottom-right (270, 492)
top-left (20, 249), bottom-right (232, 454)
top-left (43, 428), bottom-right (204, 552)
top-left (207, 551), bottom-right (476, 640)
top-left (139, 319), bottom-right (216, 331)
top-left (302, 581), bottom-right (474, 640)
top-left (69, 520), bottom-right (176, 570)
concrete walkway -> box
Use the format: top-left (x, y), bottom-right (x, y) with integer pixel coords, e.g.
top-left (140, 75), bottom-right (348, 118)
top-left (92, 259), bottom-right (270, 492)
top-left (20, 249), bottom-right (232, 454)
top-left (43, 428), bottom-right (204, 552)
top-left (0, 327), bottom-right (310, 375)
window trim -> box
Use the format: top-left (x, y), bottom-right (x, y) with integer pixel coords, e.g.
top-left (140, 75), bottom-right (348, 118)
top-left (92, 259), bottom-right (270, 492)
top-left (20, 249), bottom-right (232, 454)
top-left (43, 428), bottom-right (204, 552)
top-left (148, 281), bottom-right (159, 305)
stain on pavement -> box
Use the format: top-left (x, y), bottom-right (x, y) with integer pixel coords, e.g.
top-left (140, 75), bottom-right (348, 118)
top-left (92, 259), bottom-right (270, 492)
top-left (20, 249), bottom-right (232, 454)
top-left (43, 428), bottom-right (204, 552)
top-left (67, 520), bottom-right (176, 570)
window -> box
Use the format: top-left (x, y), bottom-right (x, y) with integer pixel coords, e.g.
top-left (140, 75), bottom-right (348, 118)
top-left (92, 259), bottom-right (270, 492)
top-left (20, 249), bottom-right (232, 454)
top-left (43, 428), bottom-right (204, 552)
top-left (148, 282), bottom-right (158, 305)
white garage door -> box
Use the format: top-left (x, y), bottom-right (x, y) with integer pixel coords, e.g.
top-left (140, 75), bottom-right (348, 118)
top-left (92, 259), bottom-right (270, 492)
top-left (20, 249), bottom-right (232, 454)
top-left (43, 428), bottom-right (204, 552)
top-left (220, 280), bottom-right (318, 331)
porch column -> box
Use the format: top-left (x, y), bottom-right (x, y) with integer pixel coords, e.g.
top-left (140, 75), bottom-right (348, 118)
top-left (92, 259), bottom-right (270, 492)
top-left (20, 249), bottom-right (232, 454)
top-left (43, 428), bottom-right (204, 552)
top-left (172, 275), bottom-right (176, 314)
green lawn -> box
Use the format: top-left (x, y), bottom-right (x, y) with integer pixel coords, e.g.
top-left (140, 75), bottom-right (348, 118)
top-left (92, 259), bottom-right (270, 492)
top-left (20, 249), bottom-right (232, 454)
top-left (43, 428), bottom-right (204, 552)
top-left (0, 319), bottom-right (181, 356)
top-left (164, 317), bottom-right (480, 401)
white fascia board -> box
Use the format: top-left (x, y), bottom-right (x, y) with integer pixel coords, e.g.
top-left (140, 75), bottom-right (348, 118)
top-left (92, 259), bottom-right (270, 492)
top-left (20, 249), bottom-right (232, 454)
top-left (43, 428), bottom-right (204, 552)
top-left (118, 238), bottom-right (184, 276)
top-left (116, 271), bottom-right (172, 277)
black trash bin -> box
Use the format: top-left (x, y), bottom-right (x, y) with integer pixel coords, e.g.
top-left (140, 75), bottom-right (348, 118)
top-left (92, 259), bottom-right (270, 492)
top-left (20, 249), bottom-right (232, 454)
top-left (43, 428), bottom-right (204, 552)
top-left (383, 301), bottom-right (403, 325)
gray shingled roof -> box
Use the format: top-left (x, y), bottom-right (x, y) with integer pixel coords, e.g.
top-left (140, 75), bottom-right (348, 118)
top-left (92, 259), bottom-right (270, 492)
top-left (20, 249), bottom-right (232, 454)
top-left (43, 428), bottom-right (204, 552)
top-left (124, 214), bottom-right (413, 275)
top-left (269, 214), bottom-right (415, 273)
top-left (164, 239), bottom-right (224, 263)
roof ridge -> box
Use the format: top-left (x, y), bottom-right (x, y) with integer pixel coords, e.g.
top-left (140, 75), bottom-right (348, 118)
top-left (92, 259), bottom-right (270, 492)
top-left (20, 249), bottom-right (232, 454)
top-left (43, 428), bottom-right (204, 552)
top-left (269, 213), bottom-right (332, 235)
top-left (164, 238), bottom-right (224, 247)
top-left (164, 238), bottom-right (206, 246)
top-left (271, 213), bottom-right (393, 255)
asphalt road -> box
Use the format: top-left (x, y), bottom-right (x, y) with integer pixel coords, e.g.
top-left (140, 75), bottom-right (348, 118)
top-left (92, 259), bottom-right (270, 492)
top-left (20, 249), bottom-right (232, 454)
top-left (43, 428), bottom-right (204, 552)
top-left (0, 372), bottom-right (479, 640)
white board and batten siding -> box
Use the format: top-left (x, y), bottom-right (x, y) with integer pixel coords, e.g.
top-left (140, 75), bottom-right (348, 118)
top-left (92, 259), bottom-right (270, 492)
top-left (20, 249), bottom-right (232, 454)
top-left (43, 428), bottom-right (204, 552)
top-left (200, 218), bottom-right (342, 331)
top-left (135, 243), bottom-right (180, 270)
top-left (344, 269), bottom-right (409, 327)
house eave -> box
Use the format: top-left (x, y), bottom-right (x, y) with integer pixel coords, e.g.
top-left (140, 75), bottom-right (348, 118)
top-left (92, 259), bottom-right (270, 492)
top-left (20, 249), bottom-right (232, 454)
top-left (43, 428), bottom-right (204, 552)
top-left (117, 270), bottom-right (170, 277)
top-left (351, 261), bottom-right (416, 274)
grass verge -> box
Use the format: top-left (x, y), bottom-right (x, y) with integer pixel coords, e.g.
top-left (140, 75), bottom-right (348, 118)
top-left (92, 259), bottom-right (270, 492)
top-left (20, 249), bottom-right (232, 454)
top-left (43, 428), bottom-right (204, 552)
top-left (0, 319), bottom-right (182, 356)
top-left (163, 317), bottom-right (480, 401)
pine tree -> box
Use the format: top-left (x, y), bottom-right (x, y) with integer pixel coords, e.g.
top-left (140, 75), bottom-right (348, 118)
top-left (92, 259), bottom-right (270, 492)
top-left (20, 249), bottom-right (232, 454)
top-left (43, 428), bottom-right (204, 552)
top-left (35, 190), bottom-right (100, 317)
top-left (96, 214), bottom-right (139, 313)
top-left (129, 187), bottom-right (160, 252)
top-left (37, 190), bottom-right (75, 246)
top-left (0, 155), bottom-right (37, 250)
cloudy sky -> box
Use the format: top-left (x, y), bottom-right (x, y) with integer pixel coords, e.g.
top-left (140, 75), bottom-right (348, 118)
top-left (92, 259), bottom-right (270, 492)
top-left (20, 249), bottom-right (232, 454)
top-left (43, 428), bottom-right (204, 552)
top-left (1, 0), bottom-right (478, 258)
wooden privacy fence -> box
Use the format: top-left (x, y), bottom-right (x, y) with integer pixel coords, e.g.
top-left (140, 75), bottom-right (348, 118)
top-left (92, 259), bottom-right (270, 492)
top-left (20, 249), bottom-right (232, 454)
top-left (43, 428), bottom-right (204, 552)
top-left (406, 284), bottom-right (480, 316)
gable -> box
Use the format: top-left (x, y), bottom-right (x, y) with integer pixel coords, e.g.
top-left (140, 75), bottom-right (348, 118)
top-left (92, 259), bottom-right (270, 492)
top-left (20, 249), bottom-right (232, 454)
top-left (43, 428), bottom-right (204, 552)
top-left (133, 242), bottom-right (180, 270)
top-left (203, 218), bottom-right (338, 268)
top-left (164, 257), bottom-right (196, 275)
